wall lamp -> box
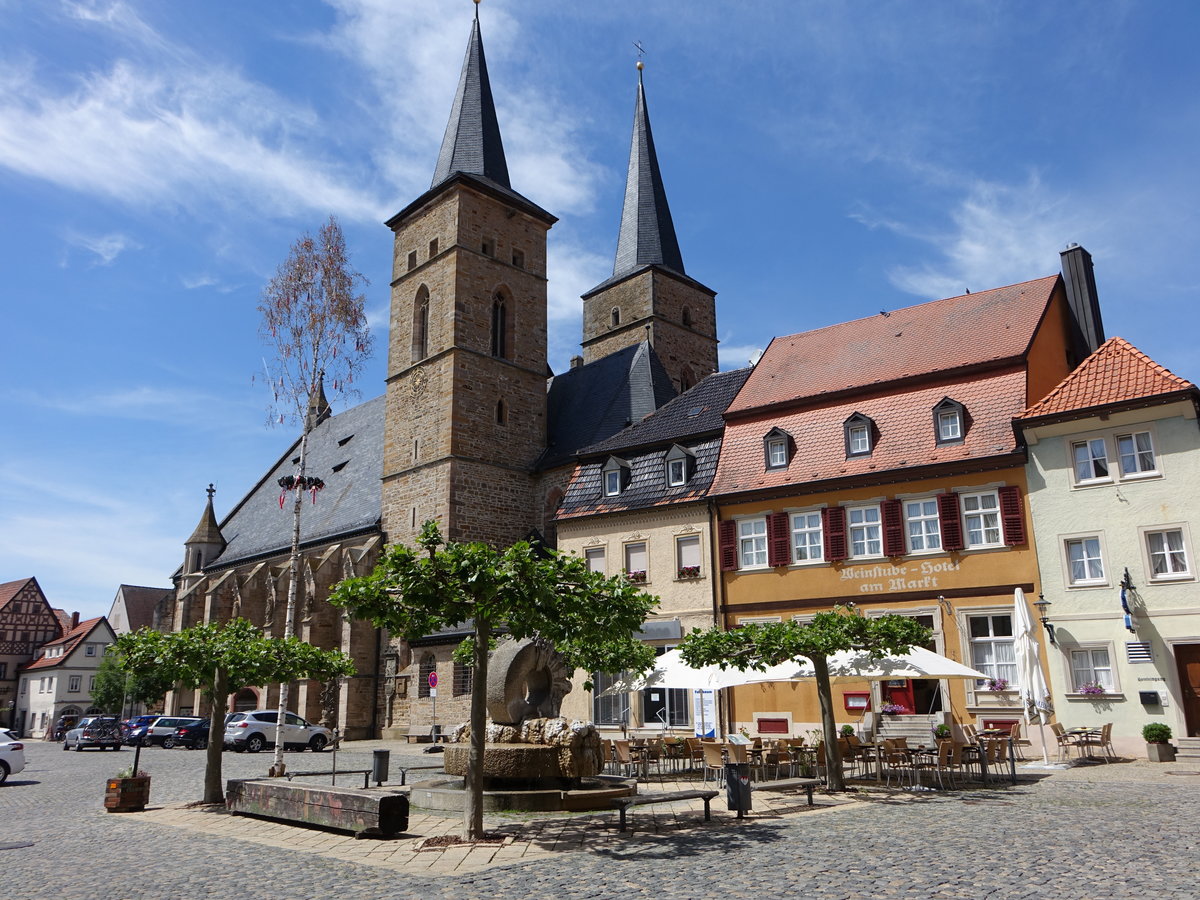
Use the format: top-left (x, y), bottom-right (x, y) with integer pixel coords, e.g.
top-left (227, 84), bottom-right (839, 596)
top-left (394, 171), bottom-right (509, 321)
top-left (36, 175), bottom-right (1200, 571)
top-left (1033, 593), bottom-right (1056, 646)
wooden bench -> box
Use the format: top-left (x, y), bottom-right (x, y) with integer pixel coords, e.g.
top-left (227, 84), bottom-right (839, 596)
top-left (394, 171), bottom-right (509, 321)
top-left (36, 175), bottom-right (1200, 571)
top-left (610, 789), bottom-right (720, 832)
top-left (226, 779), bottom-right (409, 838)
top-left (750, 776), bottom-right (821, 806)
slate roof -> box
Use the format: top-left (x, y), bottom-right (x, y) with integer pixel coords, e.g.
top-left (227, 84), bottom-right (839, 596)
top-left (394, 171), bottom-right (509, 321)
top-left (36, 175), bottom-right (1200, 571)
top-left (113, 584), bottom-right (171, 632)
top-left (209, 396), bottom-right (384, 569)
top-left (712, 367), bottom-right (1029, 497)
top-left (726, 276), bottom-right (1060, 415)
top-left (557, 368), bottom-right (750, 520)
top-left (0, 577), bottom-right (35, 611)
top-left (21, 617), bottom-right (104, 671)
top-left (1020, 337), bottom-right (1197, 422)
top-left (541, 341), bottom-right (677, 470)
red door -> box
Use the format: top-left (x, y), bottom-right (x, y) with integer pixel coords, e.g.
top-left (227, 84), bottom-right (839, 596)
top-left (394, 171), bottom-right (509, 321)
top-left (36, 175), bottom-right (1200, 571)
top-left (1176, 644), bottom-right (1200, 737)
top-left (886, 681), bottom-right (915, 714)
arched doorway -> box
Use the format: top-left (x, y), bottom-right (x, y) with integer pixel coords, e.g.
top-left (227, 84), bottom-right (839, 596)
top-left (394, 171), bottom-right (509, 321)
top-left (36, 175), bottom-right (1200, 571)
top-left (232, 689), bottom-right (259, 712)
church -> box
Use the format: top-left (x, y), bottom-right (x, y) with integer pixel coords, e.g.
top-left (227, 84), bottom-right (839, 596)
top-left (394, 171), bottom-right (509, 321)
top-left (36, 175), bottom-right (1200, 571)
top-left (159, 8), bottom-right (717, 739)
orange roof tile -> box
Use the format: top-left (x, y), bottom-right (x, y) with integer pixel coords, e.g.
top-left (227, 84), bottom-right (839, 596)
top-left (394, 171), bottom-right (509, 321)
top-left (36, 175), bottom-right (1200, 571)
top-left (727, 276), bottom-right (1059, 415)
top-left (1021, 337), bottom-right (1196, 420)
top-left (712, 367), bottom-right (1027, 496)
top-left (0, 577), bottom-right (35, 611)
top-left (21, 617), bottom-right (104, 671)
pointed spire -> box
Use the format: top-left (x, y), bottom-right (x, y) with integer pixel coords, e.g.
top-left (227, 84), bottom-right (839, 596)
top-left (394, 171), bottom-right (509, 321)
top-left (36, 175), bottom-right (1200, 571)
top-left (431, 6), bottom-right (511, 189)
top-left (612, 64), bottom-right (685, 277)
top-left (306, 372), bottom-right (331, 432)
top-left (186, 484), bottom-right (225, 548)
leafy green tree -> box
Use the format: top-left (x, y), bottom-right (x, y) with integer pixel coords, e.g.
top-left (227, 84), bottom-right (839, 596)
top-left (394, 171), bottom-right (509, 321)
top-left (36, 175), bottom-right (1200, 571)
top-left (330, 521), bottom-right (658, 840)
top-left (258, 215), bottom-right (371, 772)
top-left (115, 619), bottom-right (355, 803)
top-left (678, 606), bottom-right (931, 791)
top-left (90, 650), bottom-right (170, 715)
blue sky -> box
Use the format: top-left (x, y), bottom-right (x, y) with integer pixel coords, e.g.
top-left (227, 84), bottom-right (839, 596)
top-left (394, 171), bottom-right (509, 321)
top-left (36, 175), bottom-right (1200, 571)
top-left (4, 1), bottom-right (1198, 621)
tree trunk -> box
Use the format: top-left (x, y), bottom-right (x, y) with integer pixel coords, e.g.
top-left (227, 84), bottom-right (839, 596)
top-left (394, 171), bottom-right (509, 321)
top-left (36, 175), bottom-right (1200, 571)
top-left (464, 615), bottom-right (489, 841)
top-left (274, 429), bottom-right (309, 772)
top-left (203, 666), bottom-right (229, 804)
top-left (813, 655), bottom-right (844, 791)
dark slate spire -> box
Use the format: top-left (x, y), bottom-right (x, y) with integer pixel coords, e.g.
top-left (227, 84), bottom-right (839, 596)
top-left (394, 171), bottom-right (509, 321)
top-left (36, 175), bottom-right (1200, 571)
top-left (612, 65), bottom-right (685, 277)
top-left (186, 484), bottom-right (225, 548)
top-left (306, 372), bottom-right (331, 432)
top-left (431, 8), bottom-right (510, 189)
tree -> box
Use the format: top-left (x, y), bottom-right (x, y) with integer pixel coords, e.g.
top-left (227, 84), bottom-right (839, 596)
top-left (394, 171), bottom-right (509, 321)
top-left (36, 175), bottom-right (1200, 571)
top-left (90, 650), bottom-right (170, 715)
top-left (114, 620), bottom-right (355, 804)
top-left (258, 215), bottom-right (371, 770)
top-left (329, 521), bottom-right (658, 841)
top-left (678, 606), bottom-right (931, 791)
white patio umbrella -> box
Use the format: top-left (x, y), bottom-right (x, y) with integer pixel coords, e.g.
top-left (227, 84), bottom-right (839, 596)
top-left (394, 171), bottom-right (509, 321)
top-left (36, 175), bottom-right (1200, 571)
top-left (1013, 587), bottom-right (1053, 764)
top-left (742, 644), bottom-right (989, 683)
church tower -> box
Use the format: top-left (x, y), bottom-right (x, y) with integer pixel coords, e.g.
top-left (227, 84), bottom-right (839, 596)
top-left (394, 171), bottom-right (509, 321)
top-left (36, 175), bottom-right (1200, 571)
top-left (381, 8), bottom-right (556, 547)
top-left (580, 65), bottom-right (718, 392)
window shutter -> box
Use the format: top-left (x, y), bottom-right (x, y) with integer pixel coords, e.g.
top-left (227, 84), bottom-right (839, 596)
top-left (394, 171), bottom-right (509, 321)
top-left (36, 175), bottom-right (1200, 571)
top-left (998, 485), bottom-right (1026, 546)
top-left (822, 506), bottom-right (847, 561)
top-left (937, 493), bottom-right (964, 551)
top-left (882, 500), bottom-right (905, 557)
top-left (718, 520), bottom-right (738, 571)
top-left (767, 513), bottom-right (791, 567)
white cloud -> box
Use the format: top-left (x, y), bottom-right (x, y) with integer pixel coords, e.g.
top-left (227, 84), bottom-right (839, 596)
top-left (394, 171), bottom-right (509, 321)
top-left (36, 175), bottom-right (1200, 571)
top-left (8, 384), bottom-right (258, 429)
top-left (64, 229), bottom-right (139, 265)
top-left (718, 343), bottom-right (764, 371)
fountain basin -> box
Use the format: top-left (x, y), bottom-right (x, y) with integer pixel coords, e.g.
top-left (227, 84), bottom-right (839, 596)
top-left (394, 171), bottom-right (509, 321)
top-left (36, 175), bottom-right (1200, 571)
top-left (407, 774), bottom-right (635, 813)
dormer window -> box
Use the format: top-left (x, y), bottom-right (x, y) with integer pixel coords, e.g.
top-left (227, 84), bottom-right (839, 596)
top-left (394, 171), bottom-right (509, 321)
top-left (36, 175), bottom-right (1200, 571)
top-left (933, 398), bottom-right (966, 445)
top-left (665, 445), bottom-right (695, 487)
top-left (601, 456), bottom-right (631, 497)
top-left (762, 428), bottom-right (792, 470)
top-left (843, 413), bottom-right (875, 457)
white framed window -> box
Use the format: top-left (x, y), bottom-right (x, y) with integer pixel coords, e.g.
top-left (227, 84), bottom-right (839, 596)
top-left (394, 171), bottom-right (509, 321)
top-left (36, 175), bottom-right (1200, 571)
top-left (1116, 431), bottom-right (1157, 477)
top-left (968, 613), bottom-right (1016, 688)
top-left (847, 505), bottom-right (882, 558)
top-left (847, 424), bottom-right (870, 455)
top-left (624, 541), bottom-right (648, 582)
top-left (904, 499), bottom-right (941, 553)
top-left (584, 547), bottom-right (606, 575)
top-left (1069, 646), bottom-right (1115, 694)
top-left (69, 675), bottom-right (81, 693)
top-left (592, 670), bottom-right (628, 726)
top-left (667, 458), bottom-right (687, 486)
top-left (604, 470), bottom-right (621, 497)
top-left (89, 676), bottom-right (96, 691)
top-left (937, 409), bottom-right (962, 442)
top-left (85, 644), bottom-right (96, 656)
top-left (738, 518), bottom-right (768, 569)
top-left (766, 438), bottom-right (788, 468)
top-left (737, 615), bottom-right (782, 626)
top-left (1063, 535), bottom-right (1106, 586)
top-left (790, 511), bottom-right (824, 563)
top-left (1071, 438), bottom-right (1110, 483)
top-left (961, 491), bottom-right (1002, 548)
top-left (1142, 526), bottom-right (1192, 580)
top-left (675, 534), bottom-right (702, 579)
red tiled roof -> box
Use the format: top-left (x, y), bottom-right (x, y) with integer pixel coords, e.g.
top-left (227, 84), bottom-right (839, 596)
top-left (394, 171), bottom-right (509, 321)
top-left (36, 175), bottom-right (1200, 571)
top-left (1021, 337), bottom-right (1196, 420)
top-left (727, 276), bottom-right (1059, 415)
top-left (21, 617), bottom-right (104, 671)
top-left (712, 367), bottom-right (1027, 496)
top-left (0, 577), bottom-right (35, 611)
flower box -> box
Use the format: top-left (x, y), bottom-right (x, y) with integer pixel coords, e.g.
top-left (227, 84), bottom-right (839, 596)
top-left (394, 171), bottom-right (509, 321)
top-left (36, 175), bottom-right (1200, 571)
top-left (104, 775), bottom-right (151, 813)
top-left (676, 566), bottom-right (701, 580)
top-left (625, 570), bottom-right (647, 584)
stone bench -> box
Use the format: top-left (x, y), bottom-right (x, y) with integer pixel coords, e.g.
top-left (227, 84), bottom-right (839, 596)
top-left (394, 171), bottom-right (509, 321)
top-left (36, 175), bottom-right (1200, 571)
top-left (226, 779), bottom-right (409, 838)
top-left (610, 789), bottom-right (720, 832)
top-left (750, 776), bottom-right (821, 806)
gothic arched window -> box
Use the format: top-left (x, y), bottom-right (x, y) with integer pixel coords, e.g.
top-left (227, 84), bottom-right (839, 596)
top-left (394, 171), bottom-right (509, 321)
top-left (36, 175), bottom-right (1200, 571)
top-left (411, 286), bottom-right (430, 362)
top-left (491, 294), bottom-right (508, 358)
top-left (681, 306), bottom-right (693, 328)
top-left (611, 307), bottom-right (621, 327)
top-left (496, 398), bottom-right (507, 425)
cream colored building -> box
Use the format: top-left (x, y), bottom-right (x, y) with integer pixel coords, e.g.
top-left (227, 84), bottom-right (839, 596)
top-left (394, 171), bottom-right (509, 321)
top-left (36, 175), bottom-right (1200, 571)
top-left (1019, 337), bottom-right (1200, 755)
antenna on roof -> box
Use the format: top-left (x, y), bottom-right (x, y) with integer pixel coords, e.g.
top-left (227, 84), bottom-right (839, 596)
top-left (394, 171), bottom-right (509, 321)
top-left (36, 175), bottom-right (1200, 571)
top-left (879, 310), bottom-right (890, 317)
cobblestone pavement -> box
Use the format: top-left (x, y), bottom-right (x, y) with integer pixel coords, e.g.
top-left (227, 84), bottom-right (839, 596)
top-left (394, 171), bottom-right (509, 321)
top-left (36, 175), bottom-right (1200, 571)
top-left (4, 738), bottom-right (1198, 900)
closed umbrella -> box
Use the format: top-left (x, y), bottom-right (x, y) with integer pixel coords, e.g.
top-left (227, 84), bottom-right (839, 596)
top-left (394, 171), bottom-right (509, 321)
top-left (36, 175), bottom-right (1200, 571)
top-left (1013, 587), bottom-right (1053, 764)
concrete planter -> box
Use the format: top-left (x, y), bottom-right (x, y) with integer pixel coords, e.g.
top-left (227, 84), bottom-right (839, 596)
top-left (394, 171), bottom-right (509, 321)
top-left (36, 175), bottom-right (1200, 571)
top-left (1146, 742), bottom-right (1176, 763)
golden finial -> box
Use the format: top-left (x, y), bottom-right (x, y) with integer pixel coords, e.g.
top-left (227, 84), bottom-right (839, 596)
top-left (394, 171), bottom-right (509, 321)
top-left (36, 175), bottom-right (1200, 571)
top-left (636, 60), bottom-right (644, 71)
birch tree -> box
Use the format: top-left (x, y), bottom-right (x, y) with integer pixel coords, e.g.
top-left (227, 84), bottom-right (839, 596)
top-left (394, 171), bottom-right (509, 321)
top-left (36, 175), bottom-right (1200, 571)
top-left (258, 215), bottom-right (371, 771)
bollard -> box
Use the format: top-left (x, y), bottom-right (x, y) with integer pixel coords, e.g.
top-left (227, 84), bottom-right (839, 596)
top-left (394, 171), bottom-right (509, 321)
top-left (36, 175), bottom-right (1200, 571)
top-left (372, 748), bottom-right (390, 786)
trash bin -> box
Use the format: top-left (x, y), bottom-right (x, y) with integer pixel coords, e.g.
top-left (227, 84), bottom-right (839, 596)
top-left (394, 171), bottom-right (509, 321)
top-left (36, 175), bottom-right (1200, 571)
top-left (372, 748), bottom-right (390, 786)
top-left (724, 762), bottom-right (752, 816)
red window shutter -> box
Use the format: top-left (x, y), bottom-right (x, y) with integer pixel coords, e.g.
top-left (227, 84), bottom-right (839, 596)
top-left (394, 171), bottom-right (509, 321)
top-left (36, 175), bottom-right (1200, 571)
top-left (999, 485), bottom-right (1026, 546)
top-left (882, 499), bottom-right (905, 557)
top-left (767, 513), bottom-right (791, 567)
top-left (937, 493), bottom-right (964, 551)
top-left (718, 520), bottom-right (739, 571)
top-left (822, 506), bottom-right (847, 561)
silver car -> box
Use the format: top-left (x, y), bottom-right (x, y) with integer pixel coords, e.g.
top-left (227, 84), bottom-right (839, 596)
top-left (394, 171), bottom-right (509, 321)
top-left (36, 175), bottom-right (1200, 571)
top-left (224, 710), bottom-right (332, 753)
top-left (62, 716), bottom-right (123, 751)
top-left (0, 728), bottom-right (26, 783)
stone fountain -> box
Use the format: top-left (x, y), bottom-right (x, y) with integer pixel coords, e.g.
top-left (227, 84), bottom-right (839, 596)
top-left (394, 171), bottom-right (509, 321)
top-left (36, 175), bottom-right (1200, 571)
top-left (408, 637), bottom-right (635, 812)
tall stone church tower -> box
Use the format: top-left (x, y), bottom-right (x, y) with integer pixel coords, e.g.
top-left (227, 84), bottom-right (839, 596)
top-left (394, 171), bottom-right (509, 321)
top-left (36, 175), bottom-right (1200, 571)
top-left (580, 66), bottom-right (719, 392)
top-left (381, 10), bottom-right (557, 547)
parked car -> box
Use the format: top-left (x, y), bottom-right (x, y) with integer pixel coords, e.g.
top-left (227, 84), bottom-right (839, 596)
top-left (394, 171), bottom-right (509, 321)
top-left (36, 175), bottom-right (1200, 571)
top-left (224, 711), bottom-right (332, 753)
top-left (129, 715), bottom-right (203, 748)
top-left (63, 716), bottom-right (124, 751)
top-left (173, 719), bottom-right (211, 750)
top-left (0, 728), bottom-right (26, 783)
top-left (122, 714), bottom-right (159, 744)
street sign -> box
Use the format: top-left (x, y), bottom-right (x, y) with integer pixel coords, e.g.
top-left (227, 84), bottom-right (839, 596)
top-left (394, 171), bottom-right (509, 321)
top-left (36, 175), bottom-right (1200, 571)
top-left (428, 671), bottom-right (438, 689)
top-left (428, 687), bottom-right (437, 698)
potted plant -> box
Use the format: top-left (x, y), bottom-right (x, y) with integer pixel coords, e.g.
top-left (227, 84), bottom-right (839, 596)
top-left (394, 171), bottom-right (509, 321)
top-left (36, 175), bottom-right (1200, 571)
top-left (986, 677), bottom-right (1010, 692)
top-left (880, 702), bottom-right (907, 715)
top-left (933, 723), bottom-right (952, 742)
top-left (840, 724), bottom-right (855, 738)
top-left (1142, 723), bottom-right (1175, 763)
top-left (1078, 682), bottom-right (1106, 696)
top-left (105, 765), bottom-right (151, 813)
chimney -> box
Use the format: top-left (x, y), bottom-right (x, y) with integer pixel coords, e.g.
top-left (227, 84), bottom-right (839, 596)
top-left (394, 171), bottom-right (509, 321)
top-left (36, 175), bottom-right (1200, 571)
top-left (71, 611), bottom-right (80, 629)
top-left (1060, 243), bottom-right (1105, 366)
top-left (570, 355), bottom-right (584, 370)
